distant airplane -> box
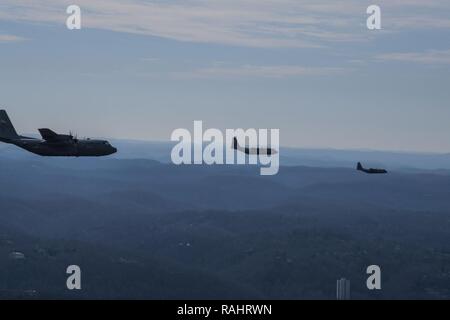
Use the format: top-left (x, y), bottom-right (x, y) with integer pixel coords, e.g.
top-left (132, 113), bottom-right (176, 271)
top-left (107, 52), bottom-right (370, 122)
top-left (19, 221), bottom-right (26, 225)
top-left (232, 137), bottom-right (277, 155)
top-left (357, 162), bottom-right (387, 174)
top-left (0, 110), bottom-right (117, 157)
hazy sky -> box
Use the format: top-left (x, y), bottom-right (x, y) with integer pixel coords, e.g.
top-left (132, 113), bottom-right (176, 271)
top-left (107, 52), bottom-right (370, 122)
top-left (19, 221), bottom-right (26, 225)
top-left (1, 0), bottom-right (450, 152)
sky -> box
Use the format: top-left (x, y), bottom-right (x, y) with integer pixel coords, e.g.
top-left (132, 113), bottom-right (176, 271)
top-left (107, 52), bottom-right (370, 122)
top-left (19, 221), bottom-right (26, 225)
top-left (0, 0), bottom-right (450, 152)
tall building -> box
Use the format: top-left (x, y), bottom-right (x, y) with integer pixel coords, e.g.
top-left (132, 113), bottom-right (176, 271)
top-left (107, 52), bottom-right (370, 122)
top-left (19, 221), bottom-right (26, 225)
top-left (336, 278), bottom-right (351, 300)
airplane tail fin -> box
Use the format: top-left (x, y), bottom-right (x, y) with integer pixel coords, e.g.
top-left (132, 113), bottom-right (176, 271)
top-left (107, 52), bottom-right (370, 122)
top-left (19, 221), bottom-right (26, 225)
top-left (232, 137), bottom-right (239, 149)
top-left (0, 110), bottom-right (19, 139)
top-left (357, 162), bottom-right (363, 171)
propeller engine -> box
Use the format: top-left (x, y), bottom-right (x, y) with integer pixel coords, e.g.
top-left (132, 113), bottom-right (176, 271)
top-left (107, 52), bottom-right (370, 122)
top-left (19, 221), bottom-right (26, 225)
top-left (69, 131), bottom-right (79, 143)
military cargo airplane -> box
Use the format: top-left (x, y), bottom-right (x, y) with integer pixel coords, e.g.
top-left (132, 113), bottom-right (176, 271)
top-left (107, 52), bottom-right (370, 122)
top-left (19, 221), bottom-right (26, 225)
top-left (0, 110), bottom-right (117, 157)
top-left (232, 137), bottom-right (277, 155)
top-left (357, 162), bottom-right (387, 174)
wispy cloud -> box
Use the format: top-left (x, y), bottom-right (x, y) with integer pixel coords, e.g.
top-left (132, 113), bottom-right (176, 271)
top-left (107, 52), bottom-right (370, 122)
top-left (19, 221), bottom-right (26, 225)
top-left (377, 49), bottom-right (450, 65)
top-left (172, 64), bottom-right (348, 79)
top-left (0, 0), bottom-right (449, 48)
top-left (0, 34), bottom-right (26, 42)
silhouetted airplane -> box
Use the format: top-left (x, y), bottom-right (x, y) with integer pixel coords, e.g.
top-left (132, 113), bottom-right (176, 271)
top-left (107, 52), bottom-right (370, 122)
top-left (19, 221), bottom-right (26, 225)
top-left (232, 137), bottom-right (277, 155)
top-left (357, 162), bottom-right (387, 174)
top-left (0, 110), bottom-right (117, 157)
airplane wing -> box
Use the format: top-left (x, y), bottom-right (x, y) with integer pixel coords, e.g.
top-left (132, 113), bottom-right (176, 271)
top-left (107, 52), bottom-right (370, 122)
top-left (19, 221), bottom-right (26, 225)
top-left (38, 128), bottom-right (60, 141)
top-left (38, 128), bottom-right (73, 143)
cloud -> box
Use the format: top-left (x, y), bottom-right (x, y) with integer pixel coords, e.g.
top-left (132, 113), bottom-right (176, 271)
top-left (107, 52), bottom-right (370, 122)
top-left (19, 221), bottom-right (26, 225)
top-left (0, 0), bottom-right (449, 48)
top-left (0, 34), bottom-right (26, 42)
top-left (172, 64), bottom-right (348, 79)
top-left (377, 49), bottom-right (450, 65)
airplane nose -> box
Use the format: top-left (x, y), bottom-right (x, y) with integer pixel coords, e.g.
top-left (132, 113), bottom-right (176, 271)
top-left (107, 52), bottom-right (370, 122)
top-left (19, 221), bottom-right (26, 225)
top-left (107, 146), bottom-right (117, 155)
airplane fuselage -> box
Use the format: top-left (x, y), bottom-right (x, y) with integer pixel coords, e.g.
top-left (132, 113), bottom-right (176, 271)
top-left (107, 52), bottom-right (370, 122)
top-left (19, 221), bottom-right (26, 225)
top-left (241, 147), bottom-right (275, 156)
top-left (0, 137), bottom-right (117, 157)
top-left (0, 110), bottom-right (117, 157)
top-left (356, 162), bottom-right (387, 174)
top-left (232, 137), bottom-right (277, 156)
top-left (359, 168), bottom-right (387, 174)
